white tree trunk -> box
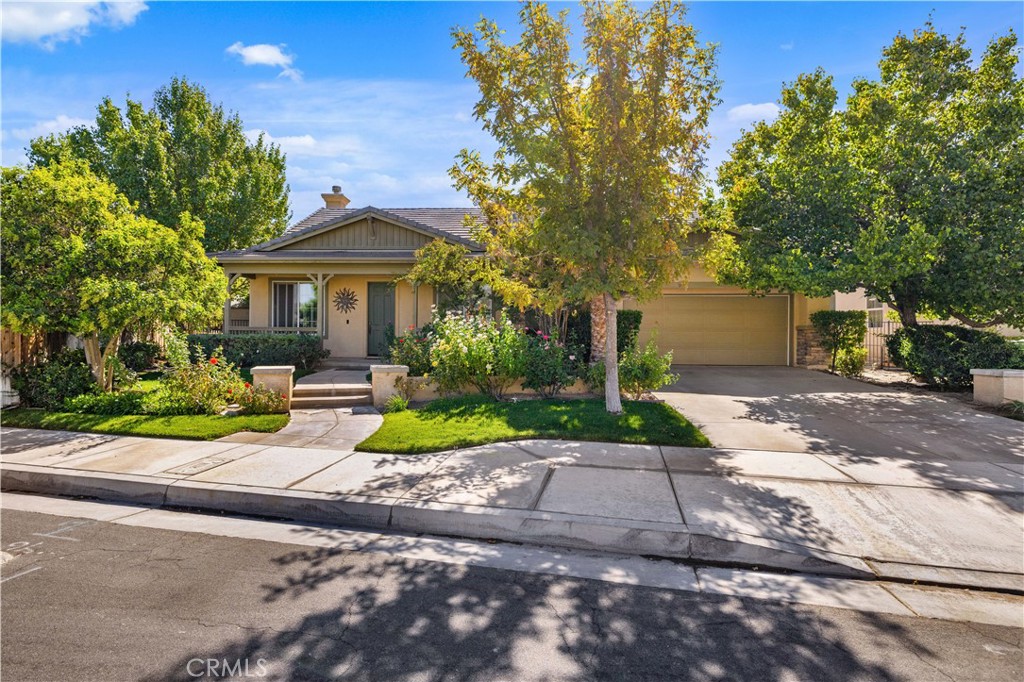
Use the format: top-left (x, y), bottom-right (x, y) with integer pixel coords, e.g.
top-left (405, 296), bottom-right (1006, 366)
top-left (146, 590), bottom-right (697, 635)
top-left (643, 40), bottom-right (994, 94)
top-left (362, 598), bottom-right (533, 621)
top-left (82, 332), bottom-right (121, 391)
top-left (603, 293), bottom-right (622, 414)
top-left (82, 334), bottom-right (106, 389)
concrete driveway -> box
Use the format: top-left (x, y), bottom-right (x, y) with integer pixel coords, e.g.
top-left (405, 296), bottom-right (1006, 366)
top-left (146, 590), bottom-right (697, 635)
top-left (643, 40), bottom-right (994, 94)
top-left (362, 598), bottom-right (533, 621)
top-left (656, 367), bottom-right (1023, 463)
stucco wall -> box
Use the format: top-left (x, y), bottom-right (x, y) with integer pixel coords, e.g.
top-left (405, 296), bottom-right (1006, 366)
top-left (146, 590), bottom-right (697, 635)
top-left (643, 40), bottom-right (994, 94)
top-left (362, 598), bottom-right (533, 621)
top-left (246, 274), bottom-right (433, 358)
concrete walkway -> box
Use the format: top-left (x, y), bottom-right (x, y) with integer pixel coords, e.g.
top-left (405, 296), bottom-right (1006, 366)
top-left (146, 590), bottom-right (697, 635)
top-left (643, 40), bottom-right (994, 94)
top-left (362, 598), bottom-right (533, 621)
top-left (2, 426), bottom-right (1021, 591)
top-left (217, 406), bottom-right (382, 449)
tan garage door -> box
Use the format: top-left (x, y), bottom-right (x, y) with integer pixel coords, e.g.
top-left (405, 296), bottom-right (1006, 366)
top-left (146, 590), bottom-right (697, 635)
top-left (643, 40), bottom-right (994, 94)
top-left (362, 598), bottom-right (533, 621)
top-left (634, 295), bottom-right (790, 365)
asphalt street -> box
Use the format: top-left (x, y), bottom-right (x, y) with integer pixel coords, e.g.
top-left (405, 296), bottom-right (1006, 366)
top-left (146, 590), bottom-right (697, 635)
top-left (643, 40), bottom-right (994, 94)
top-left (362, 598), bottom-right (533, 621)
top-left (1, 506), bottom-right (1022, 681)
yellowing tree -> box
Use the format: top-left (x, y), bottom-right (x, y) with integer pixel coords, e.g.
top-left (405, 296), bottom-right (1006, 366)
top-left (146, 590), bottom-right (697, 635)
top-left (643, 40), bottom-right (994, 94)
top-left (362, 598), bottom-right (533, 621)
top-left (451, 0), bottom-right (719, 412)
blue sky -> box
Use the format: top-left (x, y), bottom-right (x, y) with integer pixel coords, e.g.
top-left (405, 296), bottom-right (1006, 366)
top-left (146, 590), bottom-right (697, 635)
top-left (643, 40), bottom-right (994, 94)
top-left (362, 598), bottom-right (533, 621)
top-left (2, 1), bottom-right (1021, 222)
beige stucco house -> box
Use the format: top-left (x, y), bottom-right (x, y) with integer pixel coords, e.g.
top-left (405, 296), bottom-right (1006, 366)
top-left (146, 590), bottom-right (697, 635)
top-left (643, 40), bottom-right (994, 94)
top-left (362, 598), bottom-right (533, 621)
top-left (215, 187), bottom-right (832, 366)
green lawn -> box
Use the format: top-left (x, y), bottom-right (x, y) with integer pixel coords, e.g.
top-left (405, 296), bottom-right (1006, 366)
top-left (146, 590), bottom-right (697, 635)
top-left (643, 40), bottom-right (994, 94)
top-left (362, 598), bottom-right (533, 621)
top-left (0, 409), bottom-right (289, 441)
top-left (357, 395), bottom-right (711, 454)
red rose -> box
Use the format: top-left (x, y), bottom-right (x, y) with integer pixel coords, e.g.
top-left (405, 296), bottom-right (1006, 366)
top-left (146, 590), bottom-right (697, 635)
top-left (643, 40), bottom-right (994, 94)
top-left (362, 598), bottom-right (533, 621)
top-left (209, 357), bottom-right (218, 365)
top-left (244, 382), bottom-right (251, 388)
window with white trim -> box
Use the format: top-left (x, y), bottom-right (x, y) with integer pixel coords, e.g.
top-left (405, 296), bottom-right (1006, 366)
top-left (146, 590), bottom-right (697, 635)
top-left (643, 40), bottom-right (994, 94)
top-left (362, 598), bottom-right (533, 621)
top-left (272, 282), bottom-right (318, 329)
top-left (866, 296), bottom-right (884, 328)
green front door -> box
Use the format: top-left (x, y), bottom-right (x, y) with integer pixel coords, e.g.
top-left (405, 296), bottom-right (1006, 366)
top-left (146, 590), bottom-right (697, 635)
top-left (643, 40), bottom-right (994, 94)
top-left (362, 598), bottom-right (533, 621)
top-left (367, 282), bottom-right (395, 356)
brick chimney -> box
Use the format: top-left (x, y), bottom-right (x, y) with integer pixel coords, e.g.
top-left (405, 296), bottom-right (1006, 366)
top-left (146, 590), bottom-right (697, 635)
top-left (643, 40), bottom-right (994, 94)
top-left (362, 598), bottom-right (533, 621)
top-left (321, 185), bottom-right (351, 209)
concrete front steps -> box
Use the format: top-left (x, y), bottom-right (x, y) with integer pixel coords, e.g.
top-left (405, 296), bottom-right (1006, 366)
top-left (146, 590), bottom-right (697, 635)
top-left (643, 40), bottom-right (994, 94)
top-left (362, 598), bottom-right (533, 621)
top-left (292, 368), bottom-right (372, 409)
top-left (319, 357), bottom-right (374, 370)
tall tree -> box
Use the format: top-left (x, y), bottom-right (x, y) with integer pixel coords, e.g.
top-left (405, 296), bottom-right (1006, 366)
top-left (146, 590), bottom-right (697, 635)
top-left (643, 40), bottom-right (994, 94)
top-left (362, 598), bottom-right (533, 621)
top-left (28, 78), bottom-right (290, 252)
top-left (451, 0), bottom-right (720, 412)
top-left (1, 161), bottom-right (226, 390)
top-left (707, 25), bottom-right (1024, 328)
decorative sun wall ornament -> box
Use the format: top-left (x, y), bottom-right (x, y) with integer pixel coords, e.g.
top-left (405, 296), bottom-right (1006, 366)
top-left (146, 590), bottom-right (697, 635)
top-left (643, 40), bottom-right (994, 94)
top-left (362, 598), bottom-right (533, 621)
top-left (333, 287), bottom-right (358, 313)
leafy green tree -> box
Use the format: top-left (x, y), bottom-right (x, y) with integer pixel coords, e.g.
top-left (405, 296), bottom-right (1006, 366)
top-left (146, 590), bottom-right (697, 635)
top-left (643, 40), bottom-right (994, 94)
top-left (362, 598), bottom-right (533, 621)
top-left (1, 161), bottom-right (226, 390)
top-left (452, 0), bottom-right (720, 412)
top-left (708, 24), bottom-right (1024, 328)
top-left (28, 78), bottom-right (290, 252)
top-left (403, 240), bottom-right (496, 314)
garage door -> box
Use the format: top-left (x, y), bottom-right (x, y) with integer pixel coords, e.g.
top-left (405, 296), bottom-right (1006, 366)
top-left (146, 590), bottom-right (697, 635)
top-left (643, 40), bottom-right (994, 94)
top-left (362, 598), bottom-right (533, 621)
top-left (633, 295), bottom-right (790, 365)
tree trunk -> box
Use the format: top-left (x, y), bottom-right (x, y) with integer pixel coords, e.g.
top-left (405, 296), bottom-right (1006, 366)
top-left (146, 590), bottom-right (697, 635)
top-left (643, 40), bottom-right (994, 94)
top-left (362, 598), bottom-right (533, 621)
top-left (590, 297), bottom-right (607, 363)
top-left (603, 294), bottom-right (623, 414)
top-left (893, 301), bottom-right (919, 328)
top-left (81, 332), bottom-right (121, 391)
top-left (82, 334), bottom-right (106, 389)
top-left (101, 336), bottom-right (121, 391)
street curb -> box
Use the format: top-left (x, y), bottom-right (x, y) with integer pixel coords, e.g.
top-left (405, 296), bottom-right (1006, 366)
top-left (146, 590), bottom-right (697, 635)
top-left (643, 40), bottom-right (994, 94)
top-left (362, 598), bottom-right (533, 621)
top-left (3, 462), bottom-right (1009, 587)
top-left (2, 462), bottom-right (869, 577)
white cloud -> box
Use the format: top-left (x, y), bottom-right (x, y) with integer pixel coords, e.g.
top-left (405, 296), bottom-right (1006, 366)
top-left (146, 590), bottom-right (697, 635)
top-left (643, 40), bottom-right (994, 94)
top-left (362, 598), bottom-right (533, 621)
top-left (1, 1), bottom-right (147, 50)
top-left (726, 102), bottom-right (781, 124)
top-left (11, 114), bottom-right (91, 140)
top-left (780, 41), bottom-right (794, 51)
top-left (244, 129), bottom-right (365, 159)
top-left (226, 42), bottom-right (302, 82)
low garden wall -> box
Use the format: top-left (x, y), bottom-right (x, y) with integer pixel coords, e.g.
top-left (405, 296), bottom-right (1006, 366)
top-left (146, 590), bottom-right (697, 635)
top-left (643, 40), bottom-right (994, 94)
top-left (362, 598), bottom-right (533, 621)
top-left (970, 369), bottom-right (1024, 406)
top-left (371, 364), bottom-right (591, 408)
top-left (250, 365), bottom-right (295, 413)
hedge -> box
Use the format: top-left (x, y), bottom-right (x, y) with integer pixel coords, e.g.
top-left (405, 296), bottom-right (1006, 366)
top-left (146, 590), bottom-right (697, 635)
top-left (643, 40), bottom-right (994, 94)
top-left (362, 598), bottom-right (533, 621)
top-left (886, 325), bottom-right (1024, 389)
top-left (810, 310), bottom-right (867, 373)
top-left (186, 333), bottom-right (329, 369)
top-left (565, 308), bottom-right (644, 358)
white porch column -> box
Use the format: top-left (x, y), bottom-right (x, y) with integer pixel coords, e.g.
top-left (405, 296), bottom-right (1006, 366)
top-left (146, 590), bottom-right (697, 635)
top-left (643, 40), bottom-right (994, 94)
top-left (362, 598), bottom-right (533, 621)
top-left (413, 283), bottom-right (419, 328)
top-left (223, 273), bottom-right (240, 334)
top-left (307, 273), bottom-right (334, 339)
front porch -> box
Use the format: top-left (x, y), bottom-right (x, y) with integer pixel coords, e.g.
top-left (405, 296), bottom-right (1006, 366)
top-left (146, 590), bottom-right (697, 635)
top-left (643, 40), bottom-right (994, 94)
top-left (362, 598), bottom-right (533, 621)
top-left (222, 271), bottom-right (435, 360)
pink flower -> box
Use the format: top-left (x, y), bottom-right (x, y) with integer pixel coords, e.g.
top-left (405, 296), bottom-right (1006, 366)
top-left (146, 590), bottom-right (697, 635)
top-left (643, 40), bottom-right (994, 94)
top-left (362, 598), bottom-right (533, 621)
top-left (569, 355), bottom-right (576, 361)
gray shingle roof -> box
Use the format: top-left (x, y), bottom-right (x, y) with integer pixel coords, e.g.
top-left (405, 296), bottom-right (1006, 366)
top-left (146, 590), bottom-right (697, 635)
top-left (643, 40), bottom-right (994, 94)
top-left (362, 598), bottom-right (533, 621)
top-left (213, 205), bottom-right (485, 261)
top-left (285, 206), bottom-right (481, 243)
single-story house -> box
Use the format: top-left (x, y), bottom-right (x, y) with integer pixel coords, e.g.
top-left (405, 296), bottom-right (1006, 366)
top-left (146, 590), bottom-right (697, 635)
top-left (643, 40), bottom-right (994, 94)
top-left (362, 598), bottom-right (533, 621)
top-left (214, 187), bottom-right (834, 366)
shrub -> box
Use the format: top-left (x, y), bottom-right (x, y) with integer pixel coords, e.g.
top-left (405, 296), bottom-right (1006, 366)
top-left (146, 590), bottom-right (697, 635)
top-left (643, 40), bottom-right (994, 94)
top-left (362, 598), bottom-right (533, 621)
top-left (8, 349), bottom-right (96, 410)
top-left (106, 355), bottom-right (139, 391)
top-left (583, 361), bottom-right (606, 394)
top-left (565, 307), bottom-right (644, 359)
top-left (430, 313), bottom-right (526, 399)
top-left (383, 394), bottom-right (409, 414)
top-left (387, 324), bottom-right (434, 377)
top-left (64, 391), bottom-right (146, 416)
top-left (394, 375), bottom-right (421, 402)
top-left (835, 347), bottom-right (867, 378)
top-left (236, 383), bottom-right (288, 415)
top-left (1000, 400), bottom-right (1024, 421)
top-left (186, 333), bottom-right (329, 369)
top-left (810, 310), bottom-right (868, 373)
top-left (617, 309), bottom-right (644, 354)
top-left (522, 329), bottom-right (578, 398)
top-left (117, 341), bottom-right (162, 371)
top-left (151, 348), bottom-right (246, 415)
top-left (887, 325), bottom-right (1024, 389)
top-left (618, 339), bottom-right (678, 400)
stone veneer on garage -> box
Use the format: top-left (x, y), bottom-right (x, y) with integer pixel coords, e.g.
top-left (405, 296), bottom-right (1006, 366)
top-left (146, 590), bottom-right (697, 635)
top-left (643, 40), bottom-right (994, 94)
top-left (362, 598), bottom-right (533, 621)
top-left (796, 325), bottom-right (830, 367)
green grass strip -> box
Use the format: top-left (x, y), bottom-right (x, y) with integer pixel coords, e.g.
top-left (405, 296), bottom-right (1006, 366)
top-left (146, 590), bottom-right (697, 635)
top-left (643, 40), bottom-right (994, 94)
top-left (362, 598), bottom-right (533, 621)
top-left (357, 394), bottom-right (711, 454)
top-left (1, 409), bottom-right (289, 441)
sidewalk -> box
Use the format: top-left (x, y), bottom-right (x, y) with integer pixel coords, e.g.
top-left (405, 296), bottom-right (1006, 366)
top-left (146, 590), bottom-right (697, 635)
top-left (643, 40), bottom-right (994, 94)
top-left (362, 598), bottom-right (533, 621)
top-left (1, 424), bottom-right (1022, 591)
